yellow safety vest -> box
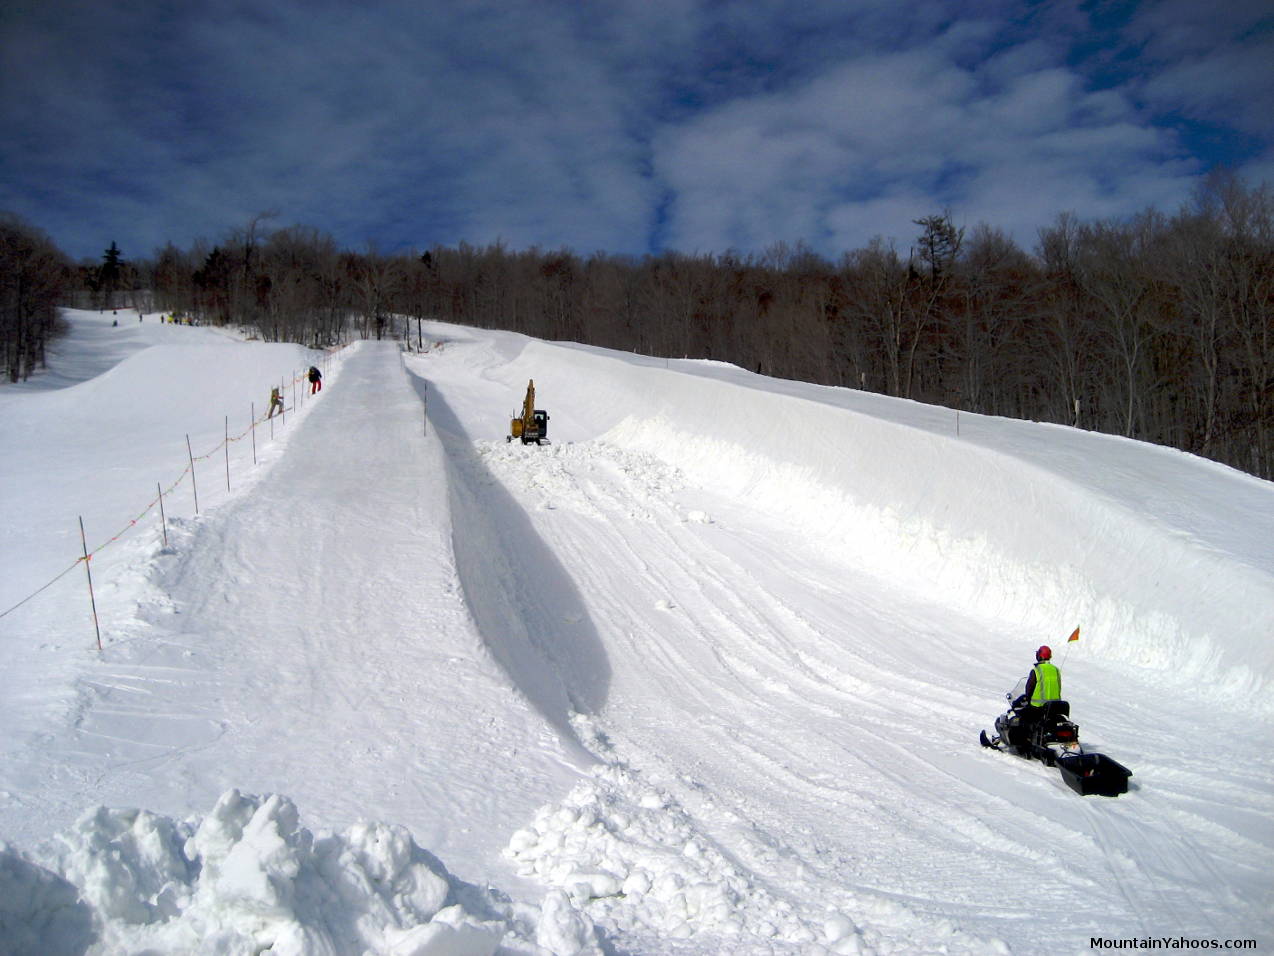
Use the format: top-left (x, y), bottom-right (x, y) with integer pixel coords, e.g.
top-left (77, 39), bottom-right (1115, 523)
top-left (1031, 661), bottom-right (1061, 703)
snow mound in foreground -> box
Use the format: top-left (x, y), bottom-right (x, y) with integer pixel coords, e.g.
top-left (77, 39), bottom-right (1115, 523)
top-left (506, 760), bottom-right (1008, 956)
top-left (0, 791), bottom-right (600, 956)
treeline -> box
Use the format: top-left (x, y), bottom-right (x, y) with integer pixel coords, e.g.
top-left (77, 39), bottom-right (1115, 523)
top-left (3, 174), bottom-right (1271, 478)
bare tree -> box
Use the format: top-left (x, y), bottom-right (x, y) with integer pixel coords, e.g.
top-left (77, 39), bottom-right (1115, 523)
top-left (1209, 176), bottom-right (1274, 477)
top-left (349, 243), bottom-right (404, 340)
top-left (842, 239), bottom-right (912, 396)
top-left (1073, 214), bottom-right (1164, 437)
top-left (1036, 213), bottom-right (1098, 427)
top-left (949, 223), bottom-right (1030, 413)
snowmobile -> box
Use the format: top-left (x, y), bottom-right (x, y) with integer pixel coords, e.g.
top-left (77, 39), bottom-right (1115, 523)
top-left (980, 680), bottom-right (1132, 797)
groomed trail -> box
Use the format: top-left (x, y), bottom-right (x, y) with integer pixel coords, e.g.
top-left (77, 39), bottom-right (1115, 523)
top-left (1, 314), bottom-right (1270, 953)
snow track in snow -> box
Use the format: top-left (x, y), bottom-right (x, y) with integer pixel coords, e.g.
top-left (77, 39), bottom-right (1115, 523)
top-left (414, 327), bottom-right (1273, 953)
top-left (2, 314), bottom-right (1270, 954)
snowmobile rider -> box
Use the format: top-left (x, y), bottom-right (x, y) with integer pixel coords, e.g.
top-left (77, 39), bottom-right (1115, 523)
top-left (1019, 644), bottom-right (1061, 706)
top-left (1011, 645), bottom-right (1062, 730)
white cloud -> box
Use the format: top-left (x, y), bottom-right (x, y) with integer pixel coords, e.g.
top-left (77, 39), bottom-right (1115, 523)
top-left (650, 28), bottom-right (1203, 255)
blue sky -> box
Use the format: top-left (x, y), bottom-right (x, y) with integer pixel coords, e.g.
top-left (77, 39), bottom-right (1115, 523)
top-left (2, 0), bottom-right (1271, 263)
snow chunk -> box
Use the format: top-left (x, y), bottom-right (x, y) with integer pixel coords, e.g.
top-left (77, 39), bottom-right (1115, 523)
top-left (5, 790), bottom-right (533, 955)
top-left (0, 842), bottom-right (95, 955)
top-left (506, 766), bottom-right (816, 945)
top-left (536, 889), bottom-right (603, 955)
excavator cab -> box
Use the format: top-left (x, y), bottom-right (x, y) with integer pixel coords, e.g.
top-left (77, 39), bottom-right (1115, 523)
top-left (531, 409), bottom-right (549, 442)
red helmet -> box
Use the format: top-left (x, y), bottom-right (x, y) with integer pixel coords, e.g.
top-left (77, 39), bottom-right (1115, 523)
top-left (1036, 645), bottom-right (1052, 661)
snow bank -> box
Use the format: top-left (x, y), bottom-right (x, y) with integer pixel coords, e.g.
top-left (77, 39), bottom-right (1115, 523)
top-left (0, 791), bottom-right (601, 956)
top-left (496, 338), bottom-right (1274, 709)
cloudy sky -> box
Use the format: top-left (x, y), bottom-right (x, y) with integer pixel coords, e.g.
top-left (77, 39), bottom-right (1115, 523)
top-left (2, 0), bottom-right (1272, 263)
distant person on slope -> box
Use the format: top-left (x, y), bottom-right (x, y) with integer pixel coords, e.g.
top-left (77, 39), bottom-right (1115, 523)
top-left (267, 386), bottom-right (284, 419)
top-left (307, 365), bottom-right (322, 394)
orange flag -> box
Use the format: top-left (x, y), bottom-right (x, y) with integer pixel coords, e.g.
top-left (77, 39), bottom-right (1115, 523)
top-left (1068, 627), bottom-right (1080, 643)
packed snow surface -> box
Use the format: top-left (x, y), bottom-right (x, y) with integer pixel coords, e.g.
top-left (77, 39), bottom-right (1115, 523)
top-left (1, 310), bottom-right (1271, 954)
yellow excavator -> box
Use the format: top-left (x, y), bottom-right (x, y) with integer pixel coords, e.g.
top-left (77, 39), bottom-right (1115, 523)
top-left (507, 379), bottom-right (550, 444)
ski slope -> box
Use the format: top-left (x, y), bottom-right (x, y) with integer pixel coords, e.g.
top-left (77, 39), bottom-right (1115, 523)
top-left (1, 310), bottom-right (1271, 954)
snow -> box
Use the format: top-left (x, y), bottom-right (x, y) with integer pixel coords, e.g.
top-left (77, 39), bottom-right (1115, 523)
top-left (3, 789), bottom-right (511, 956)
top-left (1, 308), bottom-right (1271, 954)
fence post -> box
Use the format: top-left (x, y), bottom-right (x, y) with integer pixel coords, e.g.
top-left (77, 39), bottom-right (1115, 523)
top-left (224, 416), bottom-right (231, 492)
top-left (251, 402), bottom-right (258, 465)
top-left (157, 482), bottom-right (168, 547)
top-left (78, 516), bottom-right (102, 651)
top-left (186, 434), bottom-right (200, 514)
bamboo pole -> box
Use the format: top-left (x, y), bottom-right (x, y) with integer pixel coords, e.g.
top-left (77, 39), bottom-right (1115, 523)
top-left (79, 517), bottom-right (102, 651)
top-left (186, 434), bottom-right (200, 514)
top-left (157, 482), bottom-right (168, 547)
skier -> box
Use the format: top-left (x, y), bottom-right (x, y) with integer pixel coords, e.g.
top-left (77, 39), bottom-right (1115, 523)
top-left (267, 386), bottom-right (284, 419)
top-left (307, 365), bottom-right (322, 394)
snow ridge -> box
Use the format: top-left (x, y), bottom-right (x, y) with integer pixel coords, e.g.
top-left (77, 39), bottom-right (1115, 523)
top-left (502, 339), bottom-right (1274, 709)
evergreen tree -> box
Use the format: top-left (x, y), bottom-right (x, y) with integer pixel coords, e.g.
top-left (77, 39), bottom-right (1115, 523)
top-left (98, 241), bottom-right (125, 308)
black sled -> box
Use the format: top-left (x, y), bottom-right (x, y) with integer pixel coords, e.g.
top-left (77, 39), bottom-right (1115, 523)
top-left (980, 687), bottom-right (1132, 797)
